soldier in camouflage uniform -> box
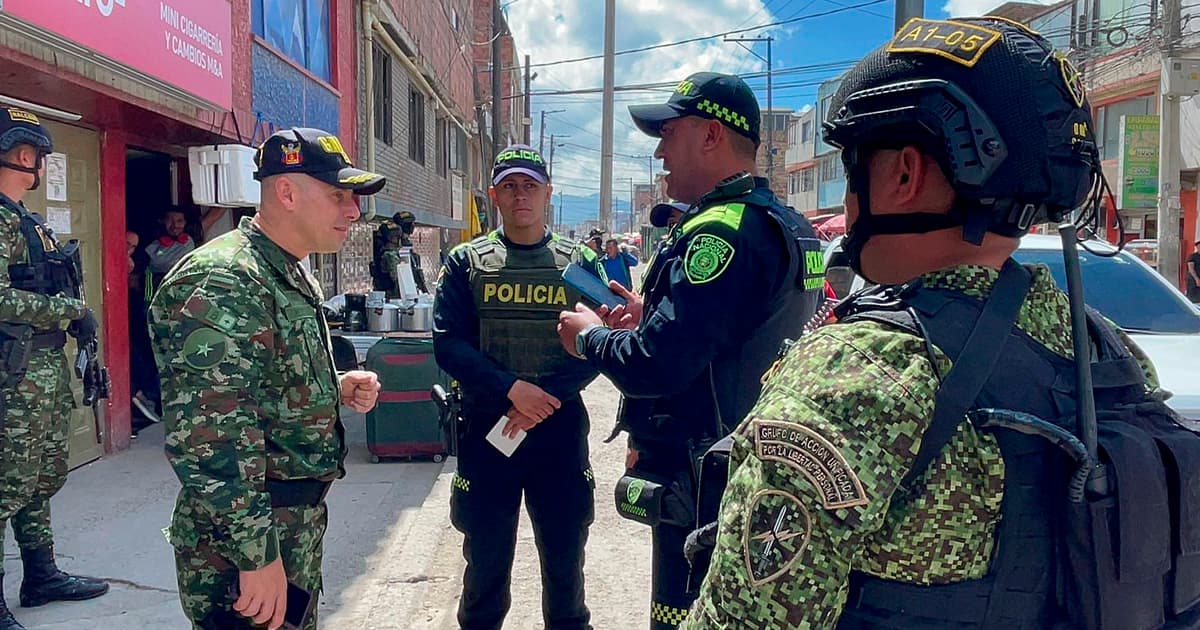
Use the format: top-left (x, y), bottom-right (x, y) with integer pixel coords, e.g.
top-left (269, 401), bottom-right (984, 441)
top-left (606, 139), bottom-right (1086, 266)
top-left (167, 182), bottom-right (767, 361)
top-left (683, 18), bottom-right (1145, 628)
top-left (0, 108), bottom-right (109, 630)
top-left (150, 128), bottom-right (384, 630)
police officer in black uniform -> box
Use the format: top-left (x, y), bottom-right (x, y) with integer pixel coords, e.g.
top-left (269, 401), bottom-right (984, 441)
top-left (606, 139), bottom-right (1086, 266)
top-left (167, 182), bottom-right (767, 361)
top-left (556, 72), bottom-right (825, 629)
top-left (391, 210), bottom-right (430, 294)
top-left (0, 108), bottom-right (108, 630)
top-left (434, 144), bottom-right (605, 630)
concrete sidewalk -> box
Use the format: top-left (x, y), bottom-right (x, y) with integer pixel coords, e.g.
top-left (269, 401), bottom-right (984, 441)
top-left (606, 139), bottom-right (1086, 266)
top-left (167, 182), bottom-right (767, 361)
top-left (6, 411), bottom-right (445, 630)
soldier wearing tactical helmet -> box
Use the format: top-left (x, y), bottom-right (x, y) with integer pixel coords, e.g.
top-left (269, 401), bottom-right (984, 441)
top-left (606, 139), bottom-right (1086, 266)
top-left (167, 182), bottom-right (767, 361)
top-left (681, 17), bottom-right (1162, 628)
top-left (0, 107), bottom-right (109, 630)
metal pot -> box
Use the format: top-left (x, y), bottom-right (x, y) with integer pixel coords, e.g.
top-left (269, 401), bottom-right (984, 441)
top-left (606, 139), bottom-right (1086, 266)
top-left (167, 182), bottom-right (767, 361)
top-left (402, 303), bottom-right (433, 332)
top-left (367, 304), bottom-right (401, 332)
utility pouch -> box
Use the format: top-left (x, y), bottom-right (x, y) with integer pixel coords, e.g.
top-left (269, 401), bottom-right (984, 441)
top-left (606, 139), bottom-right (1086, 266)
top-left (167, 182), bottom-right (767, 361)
top-left (0, 323), bottom-right (33, 388)
top-left (614, 469), bottom-right (696, 528)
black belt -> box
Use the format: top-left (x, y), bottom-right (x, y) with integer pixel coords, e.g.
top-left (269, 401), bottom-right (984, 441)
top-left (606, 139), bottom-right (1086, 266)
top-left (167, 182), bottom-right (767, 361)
top-left (265, 478), bottom-right (332, 508)
top-left (30, 331), bottom-right (66, 350)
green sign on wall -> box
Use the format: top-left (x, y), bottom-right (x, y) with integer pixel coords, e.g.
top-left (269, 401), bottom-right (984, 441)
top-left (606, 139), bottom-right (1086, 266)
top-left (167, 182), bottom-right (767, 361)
top-left (1117, 115), bottom-right (1160, 209)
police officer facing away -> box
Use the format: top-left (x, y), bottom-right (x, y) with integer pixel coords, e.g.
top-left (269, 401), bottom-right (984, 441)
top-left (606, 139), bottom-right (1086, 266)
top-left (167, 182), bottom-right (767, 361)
top-left (556, 73), bottom-right (824, 629)
top-left (682, 18), bottom-right (1149, 628)
top-left (0, 108), bottom-right (109, 630)
top-left (151, 128), bottom-right (383, 630)
top-left (434, 145), bottom-right (605, 630)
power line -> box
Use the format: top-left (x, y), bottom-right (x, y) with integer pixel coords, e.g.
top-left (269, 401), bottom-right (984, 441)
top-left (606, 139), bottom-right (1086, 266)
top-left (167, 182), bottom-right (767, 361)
top-left (508, 0), bottom-right (889, 71)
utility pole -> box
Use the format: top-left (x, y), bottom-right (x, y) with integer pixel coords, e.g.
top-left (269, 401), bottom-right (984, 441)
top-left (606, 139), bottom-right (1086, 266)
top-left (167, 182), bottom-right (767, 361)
top-left (523, 54), bottom-right (532, 144)
top-left (629, 177), bottom-right (635, 232)
top-left (1158, 0), bottom-right (1184, 287)
top-left (559, 190), bottom-right (565, 227)
top-left (546, 134), bottom-right (569, 223)
top-left (725, 36), bottom-right (774, 188)
top-left (600, 0), bottom-right (616, 233)
top-left (491, 0), bottom-right (503, 158)
top-left (895, 0), bottom-right (924, 32)
top-left (538, 109), bottom-right (565, 155)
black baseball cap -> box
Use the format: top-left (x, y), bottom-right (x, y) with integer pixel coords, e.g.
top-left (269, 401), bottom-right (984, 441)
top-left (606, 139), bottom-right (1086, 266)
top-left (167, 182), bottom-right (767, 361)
top-left (254, 127), bottom-right (386, 195)
top-left (629, 72), bottom-right (761, 145)
top-left (492, 144), bottom-right (550, 185)
top-left (650, 202), bottom-right (689, 228)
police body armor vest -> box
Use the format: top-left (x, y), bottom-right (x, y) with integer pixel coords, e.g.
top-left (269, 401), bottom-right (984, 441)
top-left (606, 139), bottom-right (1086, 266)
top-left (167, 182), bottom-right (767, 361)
top-left (468, 233), bottom-right (581, 384)
top-left (832, 271), bottom-right (1200, 629)
top-left (632, 182), bottom-right (824, 449)
top-left (6, 202), bottom-right (77, 299)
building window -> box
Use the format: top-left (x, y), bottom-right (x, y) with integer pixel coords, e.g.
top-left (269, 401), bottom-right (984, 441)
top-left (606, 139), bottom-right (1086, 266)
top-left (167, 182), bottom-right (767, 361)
top-left (409, 88), bottom-right (427, 164)
top-left (819, 94), bottom-right (833, 122)
top-left (820, 157), bottom-right (843, 182)
top-left (252, 0), bottom-right (332, 82)
top-left (372, 44), bottom-right (393, 145)
top-left (436, 118), bottom-right (449, 177)
top-left (801, 121), bottom-right (812, 143)
top-left (801, 167), bottom-right (814, 192)
top-left (1095, 96), bottom-right (1154, 161)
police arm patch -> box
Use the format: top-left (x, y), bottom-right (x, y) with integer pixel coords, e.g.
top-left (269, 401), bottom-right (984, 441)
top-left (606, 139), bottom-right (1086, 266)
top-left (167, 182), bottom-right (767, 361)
top-left (753, 419), bottom-right (869, 510)
top-left (684, 233), bottom-right (735, 284)
top-left (181, 327), bottom-right (228, 371)
top-left (743, 489), bottom-right (812, 586)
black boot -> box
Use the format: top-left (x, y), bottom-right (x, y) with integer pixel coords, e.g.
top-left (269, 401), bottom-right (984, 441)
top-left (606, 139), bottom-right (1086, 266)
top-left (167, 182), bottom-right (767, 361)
top-left (0, 578), bottom-right (27, 630)
top-left (18, 546), bottom-right (109, 608)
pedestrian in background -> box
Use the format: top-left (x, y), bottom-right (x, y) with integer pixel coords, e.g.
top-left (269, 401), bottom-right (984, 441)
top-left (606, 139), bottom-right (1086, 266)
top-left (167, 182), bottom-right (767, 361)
top-left (0, 107), bottom-right (109, 630)
top-left (150, 128), bottom-right (383, 630)
top-left (601, 237), bottom-right (639, 289)
top-left (1187, 240), bottom-right (1200, 302)
top-left (434, 144), bottom-right (604, 630)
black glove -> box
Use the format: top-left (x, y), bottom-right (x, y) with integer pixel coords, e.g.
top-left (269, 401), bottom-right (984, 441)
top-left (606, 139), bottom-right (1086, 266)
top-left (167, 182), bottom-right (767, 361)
top-left (70, 309), bottom-right (98, 340)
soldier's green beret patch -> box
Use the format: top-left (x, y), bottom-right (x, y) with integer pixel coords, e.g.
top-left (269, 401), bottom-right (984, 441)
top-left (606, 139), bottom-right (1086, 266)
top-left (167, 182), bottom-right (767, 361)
top-left (743, 489), bottom-right (811, 586)
top-left (684, 233), bottom-right (734, 284)
top-left (182, 327), bottom-right (228, 371)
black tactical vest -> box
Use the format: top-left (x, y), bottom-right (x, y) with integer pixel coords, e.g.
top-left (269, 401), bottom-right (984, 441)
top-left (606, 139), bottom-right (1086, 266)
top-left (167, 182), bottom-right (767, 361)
top-left (6, 200), bottom-right (77, 298)
top-left (468, 232), bottom-right (582, 384)
top-left (834, 275), bottom-right (1200, 629)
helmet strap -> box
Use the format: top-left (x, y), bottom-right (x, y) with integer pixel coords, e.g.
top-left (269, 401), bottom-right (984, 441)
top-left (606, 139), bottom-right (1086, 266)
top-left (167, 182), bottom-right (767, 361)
top-left (0, 152), bottom-right (43, 191)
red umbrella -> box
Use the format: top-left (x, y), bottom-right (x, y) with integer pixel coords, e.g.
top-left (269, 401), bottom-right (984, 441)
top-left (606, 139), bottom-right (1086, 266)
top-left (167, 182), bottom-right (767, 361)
top-left (816, 213), bottom-right (847, 238)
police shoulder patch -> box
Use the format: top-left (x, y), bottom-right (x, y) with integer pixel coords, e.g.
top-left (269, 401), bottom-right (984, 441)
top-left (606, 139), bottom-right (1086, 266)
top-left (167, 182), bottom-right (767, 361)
top-left (684, 232), bottom-right (735, 284)
top-left (181, 327), bottom-right (228, 371)
top-left (743, 489), bottom-right (812, 586)
top-left (753, 419), bottom-right (869, 510)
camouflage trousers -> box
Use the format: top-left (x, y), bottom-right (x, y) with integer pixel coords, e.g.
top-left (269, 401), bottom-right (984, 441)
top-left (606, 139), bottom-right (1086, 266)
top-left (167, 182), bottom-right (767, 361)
top-left (0, 348), bottom-right (72, 553)
top-left (170, 497), bottom-right (327, 630)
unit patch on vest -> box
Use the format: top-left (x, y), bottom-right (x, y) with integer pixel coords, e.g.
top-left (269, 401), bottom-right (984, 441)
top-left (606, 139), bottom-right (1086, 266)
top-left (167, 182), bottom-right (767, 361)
top-left (743, 489), bottom-right (811, 586)
top-left (753, 419), bottom-right (868, 510)
top-left (887, 18), bottom-right (1003, 68)
top-left (684, 233), bottom-right (734, 284)
top-left (480, 281), bottom-right (568, 306)
top-left (181, 327), bottom-right (228, 371)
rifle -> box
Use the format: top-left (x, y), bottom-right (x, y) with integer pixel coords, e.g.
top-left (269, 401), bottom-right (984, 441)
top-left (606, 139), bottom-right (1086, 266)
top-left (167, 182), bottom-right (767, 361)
top-left (62, 240), bottom-right (109, 443)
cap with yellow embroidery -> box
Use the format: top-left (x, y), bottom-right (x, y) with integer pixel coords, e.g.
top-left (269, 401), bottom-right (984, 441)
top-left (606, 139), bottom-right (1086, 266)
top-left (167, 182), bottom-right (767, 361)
top-left (629, 72), bottom-right (761, 146)
top-left (254, 127), bottom-right (386, 195)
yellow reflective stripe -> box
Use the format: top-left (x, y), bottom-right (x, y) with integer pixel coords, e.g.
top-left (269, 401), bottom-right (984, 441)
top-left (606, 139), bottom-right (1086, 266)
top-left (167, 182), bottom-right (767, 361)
top-left (651, 602), bottom-right (688, 625)
top-left (680, 203), bottom-right (745, 236)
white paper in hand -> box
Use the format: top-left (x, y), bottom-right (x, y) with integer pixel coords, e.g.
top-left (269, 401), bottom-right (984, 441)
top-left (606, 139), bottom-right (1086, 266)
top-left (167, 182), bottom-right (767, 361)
top-left (486, 415), bottom-right (527, 457)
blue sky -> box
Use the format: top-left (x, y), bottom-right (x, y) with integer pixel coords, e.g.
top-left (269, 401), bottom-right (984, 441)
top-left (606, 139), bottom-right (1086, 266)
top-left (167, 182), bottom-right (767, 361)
top-left (505, 0), bottom-right (1013, 204)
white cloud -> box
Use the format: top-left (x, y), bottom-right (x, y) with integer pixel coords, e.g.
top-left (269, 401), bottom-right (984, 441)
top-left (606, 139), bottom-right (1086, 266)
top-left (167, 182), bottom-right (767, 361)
top-left (505, 0), bottom-right (770, 208)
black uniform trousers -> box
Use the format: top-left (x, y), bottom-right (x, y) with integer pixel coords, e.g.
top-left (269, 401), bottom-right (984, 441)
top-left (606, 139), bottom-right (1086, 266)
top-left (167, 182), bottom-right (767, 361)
top-left (631, 444), bottom-right (697, 630)
top-left (450, 396), bottom-right (595, 630)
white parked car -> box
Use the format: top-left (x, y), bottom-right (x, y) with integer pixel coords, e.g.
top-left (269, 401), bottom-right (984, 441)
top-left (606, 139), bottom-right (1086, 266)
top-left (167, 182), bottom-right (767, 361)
top-left (822, 234), bottom-right (1200, 418)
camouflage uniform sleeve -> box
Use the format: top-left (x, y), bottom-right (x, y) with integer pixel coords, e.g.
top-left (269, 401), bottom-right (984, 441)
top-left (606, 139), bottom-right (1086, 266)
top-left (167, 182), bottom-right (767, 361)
top-left (1114, 327), bottom-right (1162, 391)
top-left (150, 268), bottom-right (280, 572)
top-left (683, 322), bottom-right (943, 628)
top-left (0, 206), bottom-right (84, 328)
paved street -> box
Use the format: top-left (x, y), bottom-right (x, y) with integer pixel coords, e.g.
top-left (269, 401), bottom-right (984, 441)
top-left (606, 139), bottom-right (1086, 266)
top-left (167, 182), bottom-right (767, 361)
top-left (4, 376), bottom-right (650, 629)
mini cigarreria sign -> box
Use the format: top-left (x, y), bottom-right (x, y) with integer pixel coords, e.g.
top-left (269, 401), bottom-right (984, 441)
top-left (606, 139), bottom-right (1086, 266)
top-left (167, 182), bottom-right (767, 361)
top-left (1, 0), bottom-right (233, 110)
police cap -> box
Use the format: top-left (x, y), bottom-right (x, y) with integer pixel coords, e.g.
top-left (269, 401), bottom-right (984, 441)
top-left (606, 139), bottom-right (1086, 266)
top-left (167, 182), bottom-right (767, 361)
top-left (824, 17), bottom-right (1098, 235)
top-left (629, 72), bottom-right (761, 146)
top-left (255, 127), bottom-right (386, 195)
top-left (0, 107), bottom-right (53, 155)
